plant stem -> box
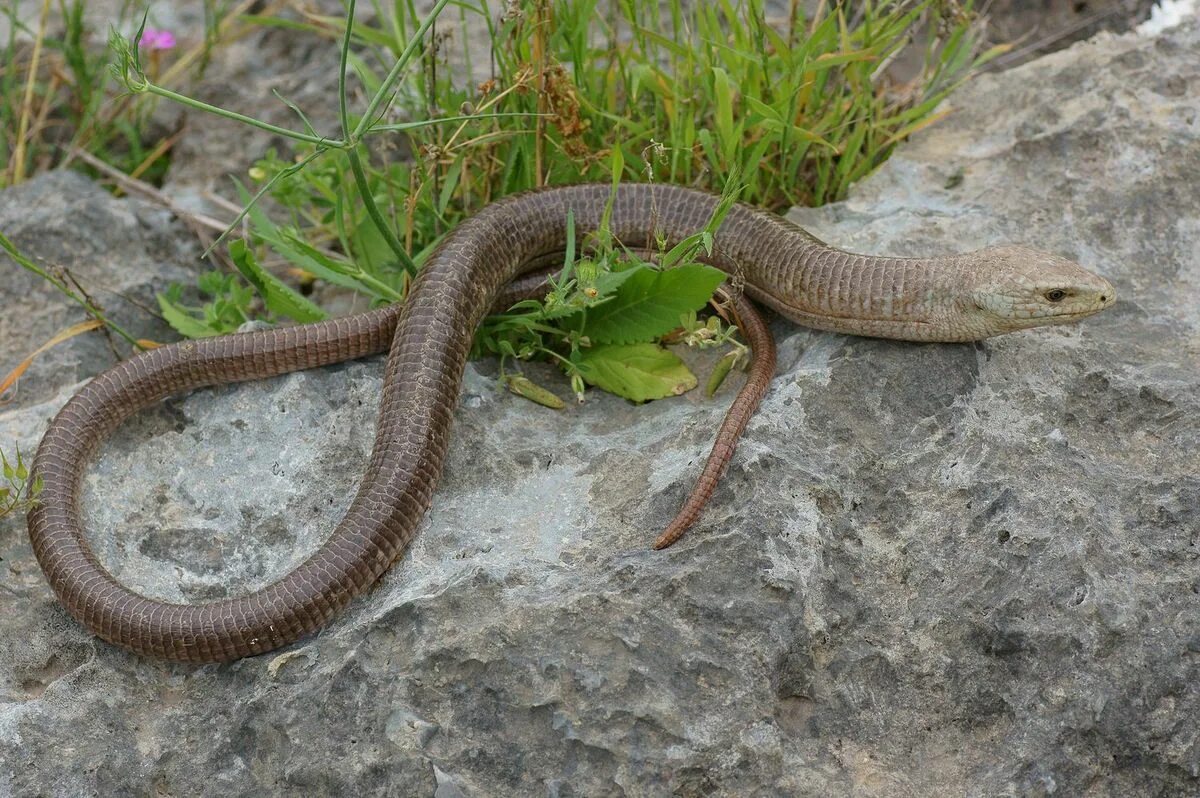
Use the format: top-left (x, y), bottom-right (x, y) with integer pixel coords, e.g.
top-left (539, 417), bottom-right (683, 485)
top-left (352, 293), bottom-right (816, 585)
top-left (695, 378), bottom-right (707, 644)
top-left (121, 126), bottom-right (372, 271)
top-left (337, 0), bottom-right (355, 144)
top-left (346, 146), bottom-right (416, 273)
top-left (143, 83), bottom-right (345, 147)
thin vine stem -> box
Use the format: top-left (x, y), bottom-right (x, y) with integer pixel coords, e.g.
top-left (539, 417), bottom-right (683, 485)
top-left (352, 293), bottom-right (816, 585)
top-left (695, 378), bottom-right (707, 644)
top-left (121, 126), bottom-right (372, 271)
top-left (143, 84), bottom-right (345, 148)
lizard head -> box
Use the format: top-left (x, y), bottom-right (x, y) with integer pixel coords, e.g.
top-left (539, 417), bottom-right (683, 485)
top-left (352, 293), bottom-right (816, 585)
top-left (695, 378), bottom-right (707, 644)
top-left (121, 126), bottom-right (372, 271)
top-left (964, 245), bottom-right (1115, 336)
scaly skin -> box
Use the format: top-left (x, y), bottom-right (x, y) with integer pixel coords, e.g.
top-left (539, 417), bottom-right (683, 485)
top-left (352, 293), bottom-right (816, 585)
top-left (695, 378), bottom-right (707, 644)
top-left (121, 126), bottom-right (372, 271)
top-left (26, 184), bottom-right (1115, 662)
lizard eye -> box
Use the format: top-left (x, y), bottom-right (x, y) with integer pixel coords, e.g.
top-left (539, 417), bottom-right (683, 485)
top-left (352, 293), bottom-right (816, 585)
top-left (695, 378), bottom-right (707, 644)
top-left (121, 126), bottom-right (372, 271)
top-left (1045, 289), bottom-right (1067, 302)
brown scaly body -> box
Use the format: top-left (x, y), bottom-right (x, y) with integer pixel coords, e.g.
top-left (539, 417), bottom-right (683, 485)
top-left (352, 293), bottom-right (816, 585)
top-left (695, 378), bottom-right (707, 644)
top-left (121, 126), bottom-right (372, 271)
top-left (27, 184), bottom-right (1114, 662)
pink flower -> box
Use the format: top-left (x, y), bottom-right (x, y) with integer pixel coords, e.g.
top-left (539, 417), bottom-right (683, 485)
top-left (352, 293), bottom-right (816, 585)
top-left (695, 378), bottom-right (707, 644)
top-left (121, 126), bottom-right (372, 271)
top-left (138, 28), bottom-right (177, 51)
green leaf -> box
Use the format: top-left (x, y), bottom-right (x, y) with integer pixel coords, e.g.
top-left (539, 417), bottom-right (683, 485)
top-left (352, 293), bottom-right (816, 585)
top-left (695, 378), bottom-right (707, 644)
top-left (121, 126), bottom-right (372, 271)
top-left (350, 208), bottom-right (397, 275)
top-left (587, 260), bottom-right (642, 299)
top-left (228, 240), bottom-right (328, 323)
top-left (598, 150), bottom-right (625, 247)
top-left (157, 288), bottom-right (221, 338)
top-left (810, 49), bottom-right (877, 69)
top-left (438, 157), bottom-right (464, 216)
top-left (573, 264), bottom-right (726, 345)
top-left (537, 301), bottom-right (591, 322)
top-left (236, 180), bottom-right (384, 297)
top-left (743, 95), bottom-right (782, 123)
top-left (610, 141), bottom-right (625, 182)
top-left (563, 209), bottom-right (576, 274)
top-left (695, 127), bottom-right (722, 176)
top-left (712, 66), bottom-right (735, 163)
top-left (576, 343), bottom-right (698, 403)
top-left (271, 229), bottom-right (352, 281)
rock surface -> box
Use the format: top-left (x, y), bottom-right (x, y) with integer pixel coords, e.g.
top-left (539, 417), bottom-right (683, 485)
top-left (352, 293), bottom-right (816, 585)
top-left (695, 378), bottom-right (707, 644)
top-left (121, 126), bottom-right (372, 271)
top-left (980, 0), bottom-right (1159, 68)
top-left (2, 20), bottom-right (1199, 798)
top-left (0, 171), bottom-right (197, 410)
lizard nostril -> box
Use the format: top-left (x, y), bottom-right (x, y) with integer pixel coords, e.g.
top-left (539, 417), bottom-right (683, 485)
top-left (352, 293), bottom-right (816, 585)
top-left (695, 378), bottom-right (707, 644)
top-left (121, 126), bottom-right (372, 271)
top-left (1100, 295), bottom-right (1108, 303)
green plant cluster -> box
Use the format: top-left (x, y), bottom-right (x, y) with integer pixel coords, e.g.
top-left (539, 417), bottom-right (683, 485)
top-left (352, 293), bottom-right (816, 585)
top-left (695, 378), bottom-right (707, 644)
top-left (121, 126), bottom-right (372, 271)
top-left (245, 0), bottom-right (996, 270)
top-left (475, 169), bottom-right (747, 403)
top-left (0, 445), bottom-right (41, 520)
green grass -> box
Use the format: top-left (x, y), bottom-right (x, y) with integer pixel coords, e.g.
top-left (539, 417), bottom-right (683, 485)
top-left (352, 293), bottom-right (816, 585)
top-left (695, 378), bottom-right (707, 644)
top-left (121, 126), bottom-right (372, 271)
top-left (241, 0), bottom-right (998, 275)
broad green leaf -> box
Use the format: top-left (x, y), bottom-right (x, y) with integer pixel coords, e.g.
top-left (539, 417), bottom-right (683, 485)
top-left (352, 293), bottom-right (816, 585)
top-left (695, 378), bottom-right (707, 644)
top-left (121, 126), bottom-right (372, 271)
top-left (572, 263), bottom-right (726, 345)
top-left (576, 343), bottom-right (697, 403)
top-left (696, 127), bottom-right (722, 175)
top-left (228, 240), bottom-right (327, 323)
top-left (598, 148), bottom-right (625, 243)
top-left (629, 62), bottom-right (653, 103)
top-left (761, 22), bottom-right (791, 60)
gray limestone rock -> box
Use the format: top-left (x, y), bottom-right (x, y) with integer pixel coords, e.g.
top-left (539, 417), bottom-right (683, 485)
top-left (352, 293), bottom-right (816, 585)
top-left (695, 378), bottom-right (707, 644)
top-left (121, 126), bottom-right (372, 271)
top-left (2, 20), bottom-right (1199, 798)
top-left (0, 170), bottom-right (196, 410)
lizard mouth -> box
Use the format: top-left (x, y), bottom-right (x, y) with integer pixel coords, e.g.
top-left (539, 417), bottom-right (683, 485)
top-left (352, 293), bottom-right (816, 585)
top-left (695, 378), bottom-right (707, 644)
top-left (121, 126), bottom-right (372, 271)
top-left (1039, 305), bottom-right (1110, 324)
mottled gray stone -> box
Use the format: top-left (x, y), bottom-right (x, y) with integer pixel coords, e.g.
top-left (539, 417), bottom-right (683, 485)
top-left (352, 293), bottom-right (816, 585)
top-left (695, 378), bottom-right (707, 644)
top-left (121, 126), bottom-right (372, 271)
top-left (0, 170), bottom-right (196, 410)
top-left (2, 20), bottom-right (1199, 798)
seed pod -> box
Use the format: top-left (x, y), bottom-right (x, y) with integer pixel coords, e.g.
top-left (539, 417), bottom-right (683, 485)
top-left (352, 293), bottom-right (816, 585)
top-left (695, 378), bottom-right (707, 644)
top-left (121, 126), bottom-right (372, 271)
top-left (575, 258), bottom-right (599, 284)
top-left (506, 375), bottom-right (565, 409)
top-left (705, 351), bottom-right (740, 398)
